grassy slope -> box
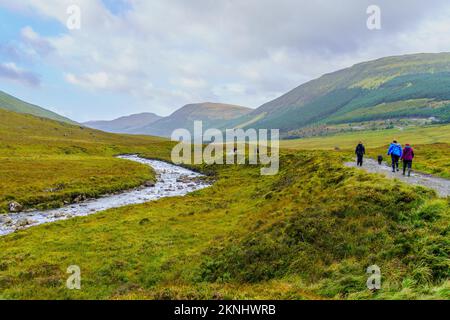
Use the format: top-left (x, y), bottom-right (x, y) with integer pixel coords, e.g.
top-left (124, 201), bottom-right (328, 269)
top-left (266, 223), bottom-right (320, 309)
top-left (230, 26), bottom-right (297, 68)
top-left (0, 109), bottom-right (448, 300)
top-left (239, 53), bottom-right (450, 131)
top-left (0, 109), bottom-right (173, 212)
top-left (281, 124), bottom-right (450, 178)
top-left (139, 103), bottom-right (252, 137)
top-left (0, 151), bottom-right (448, 300)
top-left (0, 91), bottom-right (77, 125)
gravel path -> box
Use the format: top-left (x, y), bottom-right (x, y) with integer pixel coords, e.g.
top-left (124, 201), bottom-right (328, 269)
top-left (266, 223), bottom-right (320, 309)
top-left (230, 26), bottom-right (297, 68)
top-left (345, 158), bottom-right (450, 197)
top-left (0, 155), bottom-right (211, 236)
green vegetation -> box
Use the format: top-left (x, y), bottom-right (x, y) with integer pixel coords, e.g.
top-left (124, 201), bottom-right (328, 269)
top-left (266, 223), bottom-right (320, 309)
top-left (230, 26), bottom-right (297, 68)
top-left (0, 108), bottom-right (448, 300)
top-left (0, 150), bottom-right (448, 299)
top-left (137, 103), bottom-right (252, 137)
top-left (366, 143), bottom-right (450, 179)
top-left (0, 91), bottom-right (77, 125)
top-left (0, 109), bottom-right (172, 212)
top-left (327, 99), bottom-right (443, 124)
top-left (233, 53), bottom-right (450, 132)
top-left (281, 123), bottom-right (450, 149)
top-left (281, 124), bottom-right (450, 178)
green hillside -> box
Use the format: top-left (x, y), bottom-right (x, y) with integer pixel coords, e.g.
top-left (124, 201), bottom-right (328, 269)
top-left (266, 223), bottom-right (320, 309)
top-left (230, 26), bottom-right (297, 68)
top-left (0, 109), bottom-right (449, 300)
top-left (139, 102), bottom-right (252, 137)
top-left (235, 53), bottom-right (450, 132)
top-left (0, 90), bottom-right (77, 125)
top-left (0, 108), bottom-right (171, 213)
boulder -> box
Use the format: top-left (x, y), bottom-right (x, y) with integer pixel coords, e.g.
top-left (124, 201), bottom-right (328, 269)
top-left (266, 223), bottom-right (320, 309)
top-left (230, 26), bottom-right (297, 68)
top-left (8, 201), bottom-right (23, 213)
top-left (73, 195), bottom-right (86, 203)
top-left (144, 181), bottom-right (155, 187)
top-left (0, 216), bottom-right (13, 225)
top-left (16, 218), bottom-right (33, 227)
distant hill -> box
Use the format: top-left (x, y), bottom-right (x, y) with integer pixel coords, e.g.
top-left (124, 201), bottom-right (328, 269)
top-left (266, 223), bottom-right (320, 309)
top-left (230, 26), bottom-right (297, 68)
top-left (129, 103), bottom-right (252, 137)
top-left (0, 90), bottom-right (77, 125)
top-left (229, 53), bottom-right (450, 133)
top-left (83, 113), bottom-right (162, 134)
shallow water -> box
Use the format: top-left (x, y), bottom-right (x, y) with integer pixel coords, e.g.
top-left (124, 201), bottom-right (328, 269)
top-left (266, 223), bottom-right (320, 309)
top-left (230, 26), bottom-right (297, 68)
top-left (0, 155), bottom-right (211, 236)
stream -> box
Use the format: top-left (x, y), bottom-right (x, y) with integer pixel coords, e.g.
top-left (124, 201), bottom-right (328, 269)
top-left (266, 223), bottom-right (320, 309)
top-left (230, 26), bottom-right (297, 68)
top-left (0, 155), bottom-right (211, 236)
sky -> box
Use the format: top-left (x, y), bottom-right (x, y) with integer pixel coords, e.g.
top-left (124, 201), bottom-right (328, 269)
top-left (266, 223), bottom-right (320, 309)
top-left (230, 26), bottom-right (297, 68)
top-left (1, 0), bottom-right (450, 122)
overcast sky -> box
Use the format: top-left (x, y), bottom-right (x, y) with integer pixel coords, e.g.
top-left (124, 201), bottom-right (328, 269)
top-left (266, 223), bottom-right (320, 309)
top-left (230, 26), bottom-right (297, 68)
top-left (1, 0), bottom-right (450, 121)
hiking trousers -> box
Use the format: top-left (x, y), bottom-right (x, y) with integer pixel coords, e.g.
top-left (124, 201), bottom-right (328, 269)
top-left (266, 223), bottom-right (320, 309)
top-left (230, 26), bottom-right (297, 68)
top-left (357, 155), bottom-right (364, 166)
top-left (403, 160), bottom-right (413, 176)
top-left (391, 155), bottom-right (400, 171)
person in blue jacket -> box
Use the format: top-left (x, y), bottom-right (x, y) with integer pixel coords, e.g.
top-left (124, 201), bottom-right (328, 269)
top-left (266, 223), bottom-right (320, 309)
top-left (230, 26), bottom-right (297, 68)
top-left (387, 140), bottom-right (402, 173)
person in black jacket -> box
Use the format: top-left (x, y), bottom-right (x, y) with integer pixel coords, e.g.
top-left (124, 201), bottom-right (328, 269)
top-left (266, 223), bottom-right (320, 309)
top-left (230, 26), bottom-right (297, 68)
top-left (355, 141), bottom-right (366, 167)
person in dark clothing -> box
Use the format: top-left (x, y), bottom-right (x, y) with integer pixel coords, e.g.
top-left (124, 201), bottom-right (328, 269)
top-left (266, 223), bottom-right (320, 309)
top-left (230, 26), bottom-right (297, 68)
top-left (401, 144), bottom-right (415, 176)
top-left (355, 141), bottom-right (365, 167)
top-left (377, 155), bottom-right (383, 165)
top-left (387, 140), bottom-right (402, 173)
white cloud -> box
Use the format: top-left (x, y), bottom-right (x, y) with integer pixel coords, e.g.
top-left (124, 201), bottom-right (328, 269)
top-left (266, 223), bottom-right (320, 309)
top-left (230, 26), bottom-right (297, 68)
top-left (2, 0), bottom-right (450, 117)
top-left (0, 62), bottom-right (40, 86)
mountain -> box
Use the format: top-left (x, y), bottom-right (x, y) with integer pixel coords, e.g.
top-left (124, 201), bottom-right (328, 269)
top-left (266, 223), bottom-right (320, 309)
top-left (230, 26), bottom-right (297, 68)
top-left (83, 112), bottom-right (162, 134)
top-left (231, 53), bottom-right (450, 133)
top-left (0, 90), bottom-right (77, 125)
top-left (137, 102), bottom-right (252, 137)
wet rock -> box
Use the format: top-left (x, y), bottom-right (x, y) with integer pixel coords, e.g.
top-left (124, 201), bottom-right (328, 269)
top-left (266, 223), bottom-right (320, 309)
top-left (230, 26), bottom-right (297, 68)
top-left (0, 216), bottom-right (13, 225)
top-left (176, 175), bottom-right (192, 183)
top-left (144, 181), bottom-right (155, 187)
top-left (73, 195), bottom-right (86, 203)
top-left (8, 201), bottom-right (23, 213)
top-left (16, 218), bottom-right (33, 227)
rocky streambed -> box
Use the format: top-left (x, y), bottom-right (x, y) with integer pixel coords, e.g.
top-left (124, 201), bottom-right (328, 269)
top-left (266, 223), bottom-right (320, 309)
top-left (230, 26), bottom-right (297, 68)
top-left (0, 155), bottom-right (211, 236)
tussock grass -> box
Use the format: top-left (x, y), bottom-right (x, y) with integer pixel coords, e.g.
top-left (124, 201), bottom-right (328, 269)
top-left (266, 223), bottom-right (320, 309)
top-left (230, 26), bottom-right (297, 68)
top-left (0, 150), bottom-right (448, 299)
top-left (0, 109), bottom-right (174, 212)
top-left (0, 109), bottom-right (448, 300)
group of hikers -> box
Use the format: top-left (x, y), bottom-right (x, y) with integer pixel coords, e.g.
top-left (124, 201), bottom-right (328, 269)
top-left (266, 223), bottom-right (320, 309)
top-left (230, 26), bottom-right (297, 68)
top-left (355, 140), bottom-right (415, 176)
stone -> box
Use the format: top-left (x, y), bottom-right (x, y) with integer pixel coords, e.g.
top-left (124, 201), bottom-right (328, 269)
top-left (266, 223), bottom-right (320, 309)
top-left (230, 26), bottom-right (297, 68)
top-left (16, 218), bottom-right (32, 227)
top-left (144, 181), bottom-right (155, 187)
top-left (8, 201), bottom-right (23, 213)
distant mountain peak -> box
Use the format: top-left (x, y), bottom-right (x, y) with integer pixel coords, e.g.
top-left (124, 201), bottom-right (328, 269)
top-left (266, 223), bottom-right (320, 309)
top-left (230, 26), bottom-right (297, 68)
top-left (83, 102), bottom-right (253, 136)
top-left (229, 52), bottom-right (450, 133)
top-left (83, 112), bottom-right (163, 134)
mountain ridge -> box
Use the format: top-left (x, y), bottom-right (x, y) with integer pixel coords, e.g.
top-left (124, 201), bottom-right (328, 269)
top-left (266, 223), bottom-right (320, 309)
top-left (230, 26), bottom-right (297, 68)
top-left (87, 102), bottom-right (253, 136)
top-left (0, 90), bottom-right (77, 125)
top-left (229, 52), bottom-right (450, 133)
top-left (83, 112), bottom-right (162, 134)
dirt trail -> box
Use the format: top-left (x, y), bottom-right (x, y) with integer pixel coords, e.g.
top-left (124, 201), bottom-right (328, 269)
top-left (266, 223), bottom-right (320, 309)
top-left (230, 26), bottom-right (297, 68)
top-left (345, 158), bottom-right (450, 197)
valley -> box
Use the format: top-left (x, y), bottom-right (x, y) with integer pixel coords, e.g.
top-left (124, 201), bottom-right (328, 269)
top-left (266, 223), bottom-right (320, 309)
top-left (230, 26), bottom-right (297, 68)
top-left (0, 52), bottom-right (449, 301)
top-left (0, 106), bottom-right (448, 300)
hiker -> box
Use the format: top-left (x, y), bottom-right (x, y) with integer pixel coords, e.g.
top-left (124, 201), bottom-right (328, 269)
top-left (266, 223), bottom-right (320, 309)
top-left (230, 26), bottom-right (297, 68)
top-left (377, 155), bottom-right (383, 165)
top-left (401, 144), bottom-right (415, 176)
top-left (355, 141), bottom-right (365, 167)
top-left (387, 140), bottom-right (402, 172)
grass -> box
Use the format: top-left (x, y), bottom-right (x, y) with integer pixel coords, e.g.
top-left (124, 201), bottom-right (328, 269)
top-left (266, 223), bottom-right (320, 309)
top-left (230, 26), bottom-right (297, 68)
top-left (281, 124), bottom-right (450, 178)
top-left (281, 123), bottom-right (450, 150)
top-left (0, 91), bottom-right (77, 125)
top-left (0, 109), bottom-right (448, 300)
top-left (0, 109), bottom-right (174, 212)
top-left (0, 150), bottom-right (448, 299)
top-left (0, 156), bottom-right (155, 212)
top-left (366, 143), bottom-right (450, 179)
